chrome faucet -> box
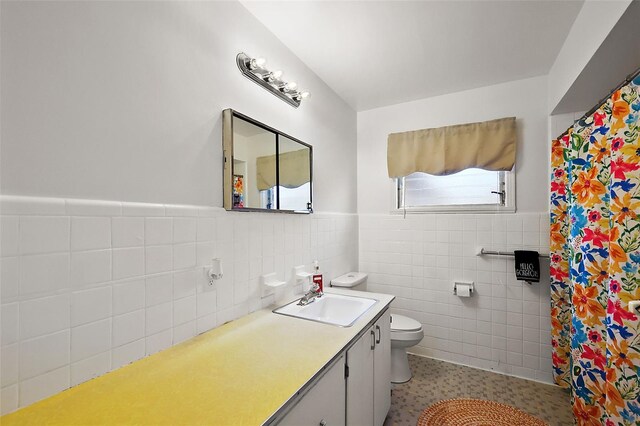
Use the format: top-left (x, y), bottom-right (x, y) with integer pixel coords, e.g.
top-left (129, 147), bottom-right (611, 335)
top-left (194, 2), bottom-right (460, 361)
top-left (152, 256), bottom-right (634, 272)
top-left (298, 281), bottom-right (323, 306)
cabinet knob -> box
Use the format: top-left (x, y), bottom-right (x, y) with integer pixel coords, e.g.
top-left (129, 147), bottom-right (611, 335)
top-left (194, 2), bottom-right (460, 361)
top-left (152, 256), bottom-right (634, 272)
top-left (319, 420), bottom-right (327, 426)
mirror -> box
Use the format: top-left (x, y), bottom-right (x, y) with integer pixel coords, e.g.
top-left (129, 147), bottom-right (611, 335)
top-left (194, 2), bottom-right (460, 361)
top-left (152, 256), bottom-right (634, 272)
top-left (223, 109), bottom-right (313, 213)
top-left (230, 117), bottom-right (277, 210)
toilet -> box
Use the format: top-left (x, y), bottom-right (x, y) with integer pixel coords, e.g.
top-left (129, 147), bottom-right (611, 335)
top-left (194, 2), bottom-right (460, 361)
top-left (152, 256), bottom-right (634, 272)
top-left (331, 272), bottom-right (424, 383)
top-left (389, 314), bottom-right (424, 383)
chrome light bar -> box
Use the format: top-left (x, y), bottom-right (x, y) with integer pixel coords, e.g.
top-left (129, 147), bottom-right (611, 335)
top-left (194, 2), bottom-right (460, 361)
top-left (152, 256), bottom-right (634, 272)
top-left (236, 52), bottom-right (310, 108)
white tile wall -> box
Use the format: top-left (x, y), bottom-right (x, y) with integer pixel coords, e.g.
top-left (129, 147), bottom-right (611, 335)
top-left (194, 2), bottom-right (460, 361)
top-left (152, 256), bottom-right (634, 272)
top-left (112, 279), bottom-right (145, 315)
top-left (20, 253), bottom-right (69, 296)
top-left (359, 212), bottom-right (553, 384)
top-left (145, 218), bottom-right (172, 246)
top-left (71, 286), bottom-right (112, 327)
top-left (0, 195), bottom-right (357, 414)
top-left (70, 352), bottom-right (110, 387)
top-left (145, 274), bottom-right (173, 307)
top-left (70, 249), bottom-right (111, 288)
top-left (20, 331), bottom-right (69, 379)
top-left (112, 247), bottom-right (144, 280)
top-left (111, 217), bottom-right (144, 248)
top-left (19, 217), bottom-right (70, 255)
top-left (3, 198), bottom-right (554, 407)
top-left (19, 295), bottom-right (70, 340)
top-left (112, 339), bottom-right (145, 370)
top-left (112, 310), bottom-right (145, 348)
top-left (19, 366), bottom-right (69, 407)
top-left (70, 217), bottom-right (111, 251)
top-left (71, 319), bottom-right (111, 362)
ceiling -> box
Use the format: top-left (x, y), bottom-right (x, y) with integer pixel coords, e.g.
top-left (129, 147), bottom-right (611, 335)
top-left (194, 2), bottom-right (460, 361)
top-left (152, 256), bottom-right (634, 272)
top-left (552, 0), bottom-right (640, 115)
top-left (241, 1), bottom-right (584, 112)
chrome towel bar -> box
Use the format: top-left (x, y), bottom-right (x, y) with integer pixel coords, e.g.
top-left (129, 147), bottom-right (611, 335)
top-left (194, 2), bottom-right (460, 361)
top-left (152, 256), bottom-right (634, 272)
top-left (478, 248), bottom-right (550, 259)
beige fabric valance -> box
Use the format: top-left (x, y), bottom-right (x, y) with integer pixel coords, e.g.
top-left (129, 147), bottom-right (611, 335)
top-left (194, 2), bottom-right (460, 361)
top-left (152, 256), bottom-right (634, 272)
top-left (256, 149), bottom-right (310, 191)
top-left (387, 116), bottom-right (516, 178)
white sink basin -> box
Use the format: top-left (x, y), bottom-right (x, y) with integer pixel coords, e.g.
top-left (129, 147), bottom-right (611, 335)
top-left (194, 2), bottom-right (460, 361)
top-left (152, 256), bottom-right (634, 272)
top-left (273, 293), bottom-right (377, 327)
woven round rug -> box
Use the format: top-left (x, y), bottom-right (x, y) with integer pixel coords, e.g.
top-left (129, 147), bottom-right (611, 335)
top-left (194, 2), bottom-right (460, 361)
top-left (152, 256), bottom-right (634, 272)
top-left (416, 398), bottom-right (547, 426)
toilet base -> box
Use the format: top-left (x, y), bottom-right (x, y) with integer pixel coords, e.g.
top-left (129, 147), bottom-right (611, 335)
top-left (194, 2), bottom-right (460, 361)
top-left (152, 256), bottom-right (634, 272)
top-left (391, 347), bottom-right (412, 383)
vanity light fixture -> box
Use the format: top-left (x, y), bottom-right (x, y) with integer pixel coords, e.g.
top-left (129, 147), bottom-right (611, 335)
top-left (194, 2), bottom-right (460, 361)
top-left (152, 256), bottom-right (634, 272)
top-left (265, 70), bottom-right (283, 82)
top-left (236, 52), bottom-right (310, 108)
top-left (248, 56), bottom-right (267, 70)
top-left (284, 81), bottom-right (297, 91)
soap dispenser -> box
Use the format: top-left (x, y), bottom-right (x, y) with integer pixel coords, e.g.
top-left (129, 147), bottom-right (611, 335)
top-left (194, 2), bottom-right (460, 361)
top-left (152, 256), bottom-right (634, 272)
top-left (312, 260), bottom-right (324, 294)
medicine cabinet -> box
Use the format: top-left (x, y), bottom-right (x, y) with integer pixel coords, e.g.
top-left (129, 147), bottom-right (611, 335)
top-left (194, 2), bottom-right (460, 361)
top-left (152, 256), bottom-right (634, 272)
top-left (222, 109), bottom-right (313, 213)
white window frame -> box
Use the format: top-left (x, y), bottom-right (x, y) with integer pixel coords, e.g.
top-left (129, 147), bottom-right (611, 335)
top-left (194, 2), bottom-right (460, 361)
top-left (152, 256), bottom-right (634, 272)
top-left (389, 168), bottom-right (516, 214)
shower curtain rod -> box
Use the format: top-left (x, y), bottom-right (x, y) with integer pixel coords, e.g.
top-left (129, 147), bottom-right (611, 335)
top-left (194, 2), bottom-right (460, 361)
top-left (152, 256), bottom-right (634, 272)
top-left (555, 65), bottom-right (640, 141)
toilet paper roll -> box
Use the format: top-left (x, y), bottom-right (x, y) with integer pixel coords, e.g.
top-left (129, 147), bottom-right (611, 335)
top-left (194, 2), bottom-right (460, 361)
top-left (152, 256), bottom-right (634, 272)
top-left (454, 282), bottom-right (473, 297)
top-left (458, 285), bottom-right (472, 297)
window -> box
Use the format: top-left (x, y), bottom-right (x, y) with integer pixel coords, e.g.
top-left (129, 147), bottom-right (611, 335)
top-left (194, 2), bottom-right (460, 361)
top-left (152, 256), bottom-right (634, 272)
top-left (395, 168), bottom-right (514, 213)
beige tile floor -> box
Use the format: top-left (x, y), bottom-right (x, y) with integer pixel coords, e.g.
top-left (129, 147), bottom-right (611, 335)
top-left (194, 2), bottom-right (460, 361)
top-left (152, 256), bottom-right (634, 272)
top-left (384, 354), bottom-right (573, 426)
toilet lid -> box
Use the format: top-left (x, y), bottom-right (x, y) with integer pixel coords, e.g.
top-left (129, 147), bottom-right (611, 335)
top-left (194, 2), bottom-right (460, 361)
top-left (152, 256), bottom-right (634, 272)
top-left (390, 314), bottom-right (421, 332)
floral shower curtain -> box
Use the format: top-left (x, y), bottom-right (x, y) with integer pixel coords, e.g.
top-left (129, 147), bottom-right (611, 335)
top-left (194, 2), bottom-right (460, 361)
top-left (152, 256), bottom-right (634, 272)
top-left (550, 75), bottom-right (640, 425)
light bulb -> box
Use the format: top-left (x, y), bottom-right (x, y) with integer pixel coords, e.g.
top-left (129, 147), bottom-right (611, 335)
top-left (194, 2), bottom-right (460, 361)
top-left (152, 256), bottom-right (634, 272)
top-left (285, 81), bottom-right (298, 91)
top-left (264, 70), bottom-right (283, 83)
top-left (292, 90), bottom-right (311, 102)
top-left (249, 57), bottom-right (267, 70)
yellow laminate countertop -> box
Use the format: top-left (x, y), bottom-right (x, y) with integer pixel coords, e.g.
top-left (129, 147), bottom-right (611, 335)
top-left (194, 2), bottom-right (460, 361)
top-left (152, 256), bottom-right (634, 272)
top-left (2, 289), bottom-right (394, 426)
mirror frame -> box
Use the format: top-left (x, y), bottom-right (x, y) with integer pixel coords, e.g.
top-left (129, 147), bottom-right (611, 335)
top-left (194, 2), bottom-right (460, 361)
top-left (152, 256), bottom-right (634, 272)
top-left (222, 109), bottom-right (313, 214)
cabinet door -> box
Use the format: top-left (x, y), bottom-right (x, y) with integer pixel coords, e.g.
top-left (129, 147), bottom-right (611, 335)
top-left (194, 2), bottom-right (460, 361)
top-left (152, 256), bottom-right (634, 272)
top-left (278, 354), bottom-right (346, 426)
top-left (373, 310), bottom-right (391, 426)
top-left (346, 326), bottom-right (375, 425)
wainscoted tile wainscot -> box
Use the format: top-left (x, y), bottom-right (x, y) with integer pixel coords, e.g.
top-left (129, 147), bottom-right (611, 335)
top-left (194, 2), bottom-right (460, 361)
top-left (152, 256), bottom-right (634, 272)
top-left (0, 196), bottom-right (358, 414)
top-left (359, 213), bottom-right (552, 384)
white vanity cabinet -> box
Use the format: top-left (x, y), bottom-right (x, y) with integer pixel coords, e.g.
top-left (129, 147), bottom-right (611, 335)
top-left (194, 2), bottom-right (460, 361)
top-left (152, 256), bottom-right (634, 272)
top-left (277, 354), bottom-right (346, 426)
top-left (274, 308), bottom-right (391, 426)
top-left (346, 310), bottom-right (391, 426)
top-left (372, 310), bottom-right (391, 426)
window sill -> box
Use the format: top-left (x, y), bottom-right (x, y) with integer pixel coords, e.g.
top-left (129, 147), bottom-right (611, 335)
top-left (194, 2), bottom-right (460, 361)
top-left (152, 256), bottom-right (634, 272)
top-left (390, 205), bottom-right (516, 215)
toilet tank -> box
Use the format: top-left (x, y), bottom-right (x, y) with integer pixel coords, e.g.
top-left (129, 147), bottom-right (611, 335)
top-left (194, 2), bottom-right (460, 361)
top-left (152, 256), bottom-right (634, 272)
top-left (330, 272), bottom-right (368, 291)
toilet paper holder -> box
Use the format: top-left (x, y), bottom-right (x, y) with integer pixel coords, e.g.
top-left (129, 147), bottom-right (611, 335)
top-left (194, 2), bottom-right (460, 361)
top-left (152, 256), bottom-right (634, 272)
top-left (453, 281), bottom-right (474, 297)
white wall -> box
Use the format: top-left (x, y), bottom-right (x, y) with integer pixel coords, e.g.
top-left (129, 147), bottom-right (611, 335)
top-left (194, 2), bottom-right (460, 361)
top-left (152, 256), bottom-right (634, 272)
top-left (0, 1), bottom-right (359, 414)
top-left (0, 1), bottom-right (357, 213)
top-left (356, 76), bottom-right (553, 383)
top-left (547, 0), bottom-right (632, 114)
top-left (357, 76), bottom-right (549, 214)
top-left (550, 111), bottom-right (587, 140)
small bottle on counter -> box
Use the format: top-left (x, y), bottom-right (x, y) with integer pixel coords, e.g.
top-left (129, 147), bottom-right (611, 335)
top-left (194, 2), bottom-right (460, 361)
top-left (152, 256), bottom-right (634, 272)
top-left (312, 260), bottom-right (324, 294)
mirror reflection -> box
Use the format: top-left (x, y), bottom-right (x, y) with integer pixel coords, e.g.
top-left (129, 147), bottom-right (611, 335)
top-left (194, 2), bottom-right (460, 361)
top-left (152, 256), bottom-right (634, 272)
top-left (232, 117), bottom-right (277, 209)
top-left (223, 110), bottom-right (313, 213)
top-left (278, 136), bottom-right (311, 211)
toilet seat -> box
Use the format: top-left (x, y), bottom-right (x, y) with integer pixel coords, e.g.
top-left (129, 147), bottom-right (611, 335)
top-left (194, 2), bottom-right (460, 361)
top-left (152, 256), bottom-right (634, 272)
top-left (391, 314), bottom-right (421, 332)
top-left (390, 315), bottom-right (424, 342)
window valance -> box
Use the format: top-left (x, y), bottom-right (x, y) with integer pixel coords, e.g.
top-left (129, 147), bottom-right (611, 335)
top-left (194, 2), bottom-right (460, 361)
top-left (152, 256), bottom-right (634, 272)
top-left (387, 116), bottom-right (516, 178)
